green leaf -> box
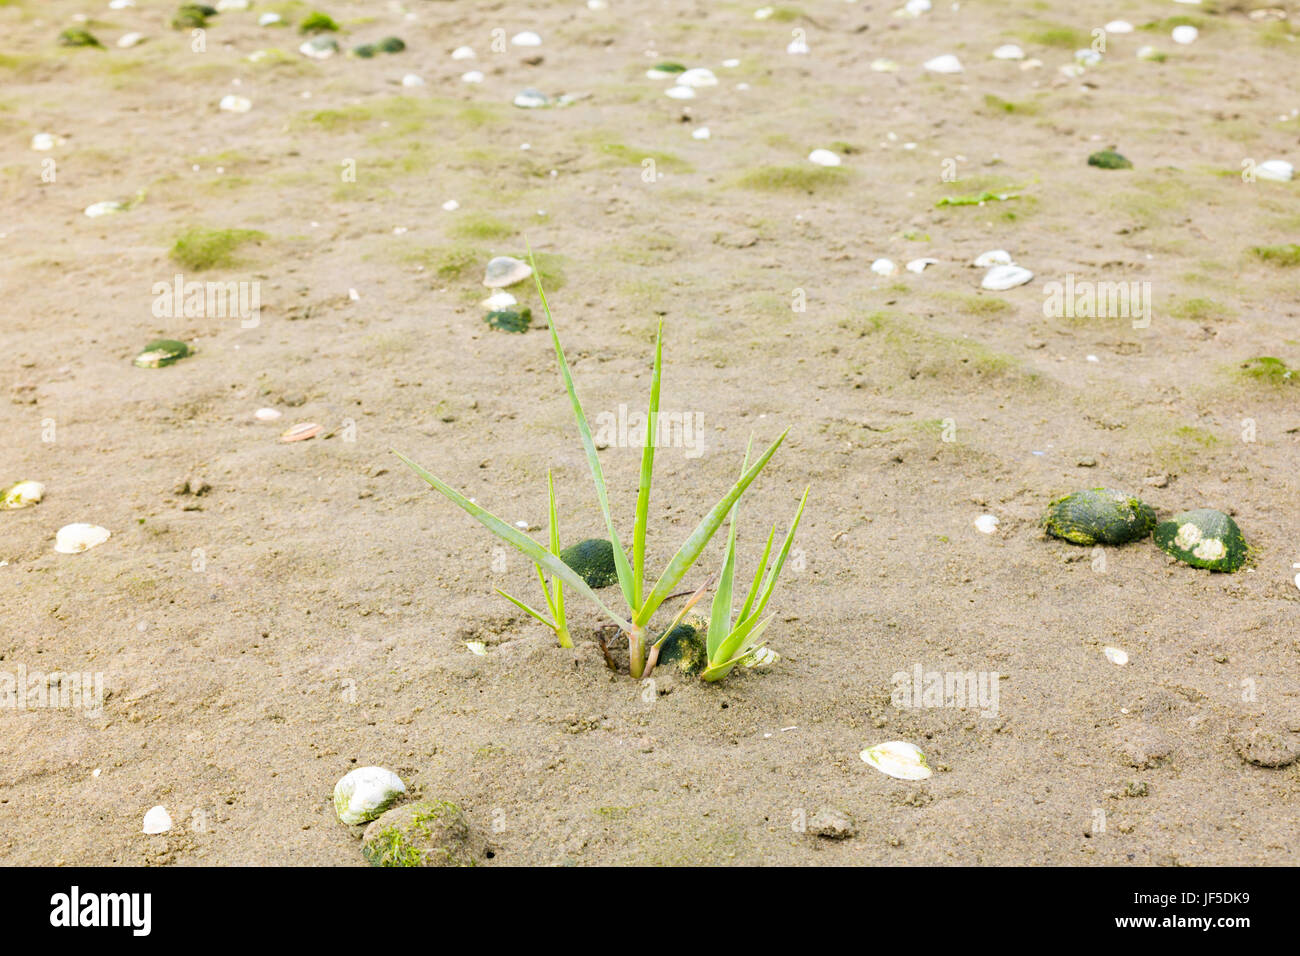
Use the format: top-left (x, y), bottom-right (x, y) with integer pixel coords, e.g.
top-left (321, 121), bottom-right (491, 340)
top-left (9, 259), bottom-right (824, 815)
top-left (494, 587), bottom-right (556, 632)
top-left (633, 322), bottom-right (663, 607)
top-left (547, 470), bottom-right (564, 628)
top-left (752, 486), bottom-right (809, 620)
top-left (703, 614), bottom-right (775, 682)
top-left (707, 510), bottom-right (738, 658)
top-left (529, 248), bottom-right (637, 610)
top-left (394, 449), bottom-right (633, 631)
top-left (736, 525), bottom-right (775, 626)
top-left (635, 430), bottom-right (788, 627)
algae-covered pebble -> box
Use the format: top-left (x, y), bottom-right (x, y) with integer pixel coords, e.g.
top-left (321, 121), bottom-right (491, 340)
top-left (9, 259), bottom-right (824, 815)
top-left (351, 43), bottom-right (376, 58)
top-left (1153, 509), bottom-right (1247, 572)
top-left (1088, 149), bottom-right (1132, 170)
top-left (559, 538), bottom-right (618, 589)
top-left (2, 480), bottom-right (45, 509)
top-left (1042, 488), bottom-right (1156, 546)
top-left (333, 766), bottom-right (405, 825)
top-left (484, 308), bottom-right (532, 333)
top-left (377, 37), bottom-right (406, 53)
top-left (656, 619), bottom-right (708, 676)
top-left (360, 800), bottom-right (482, 867)
top-left (299, 11), bottom-right (339, 34)
top-left (861, 741), bottom-right (933, 780)
top-left (646, 62), bottom-right (686, 79)
top-left (134, 339), bottom-right (191, 368)
top-left (59, 28), bottom-right (104, 48)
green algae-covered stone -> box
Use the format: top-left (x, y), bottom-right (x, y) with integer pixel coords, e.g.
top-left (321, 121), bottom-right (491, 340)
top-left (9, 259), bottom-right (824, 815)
top-left (560, 538), bottom-right (617, 589)
top-left (59, 28), bottom-right (104, 48)
top-left (1153, 509), bottom-right (1247, 572)
top-left (133, 339), bottom-right (192, 368)
top-left (484, 308), bottom-right (531, 333)
top-left (1088, 149), bottom-right (1132, 170)
top-left (352, 43), bottom-right (377, 58)
top-left (1043, 488), bottom-right (1156, 545)
top-left (361, 800), bottom-right (480, 867)
top-left (377, 36), bottom-right (406, 53)
top-left (656, 620), bottom-right (707, 677)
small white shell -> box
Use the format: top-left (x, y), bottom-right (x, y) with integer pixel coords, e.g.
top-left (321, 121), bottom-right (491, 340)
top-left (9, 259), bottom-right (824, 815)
top-left (401, 73), bottom-right (426, 87)
top-left (84, 200), bottom-right (124, 218)
top-left (442, 199), bottom-right (460, 211)
top-left (482, 290), bottom-right (518, 310)
top-left (333, 767), bottom-right (405, 825)
top-left (981, 264), bottom-right (1034, 290)
top-left (974, 513), bottom-right (999, 534)
top-left (808, 148), bottom-right (841, 167)
top-left (1075, 48), bottom-right (1102, 66)
top-left (513, 88), bottom-right (549, 107)
top-left (1104, 20), bottom-right (1133, 33)
top-left (451, 46), bottom-right (475, 60)
top-left (870, 58), bottom-right (899, 72)
top-left (1104, 646), bottom-right (1129, 666)
top-left (142, 805), bottom-right (173, 835)
top-left (464, 641), bottom-right (488, 656)
top-left (665, 85), bottom-right (695, 99)
top-left (692, 127), bottom-right (711, 140)
top-left (861, 741), bottom-right (933, 780)
top-left (462, 71), bottom-right (485, 84)
top-left (55, 523), bottom-right (111, 554)
top-left (906, 258), bottom-right (939, 273)
top-left (973, 250), bottom-right (1013, 267)
top-left (870, 258), bottom-right (897, 276)
top-left (923, 54), bottom-right (963, 74)
top-left (117, 32), bottom-right (146, 49)
top-left (1171, 25), bottom-right (1198, 44)
top-left (254, 407), bottom-right (282, 422)
top-left (1255, 160), bottom-right (1293, 182)
top-left (258, 12), bottom-right (282, 26)
top-left (219, 94), bottom-right (252, 113)
top-left (2, 480), bottom-right (45, 509)
top-left (676, 68), bottom-right (718, 88)
top-left (742, 647), bottom-right (780, 668)
top-left (31, 132), bottom-right (62, 151)
top-left (992, 44), bottom-right (1024, 60)
top-left (787, 37), bottom-right (810, 55)
top-left (1136, 45), bottom-right (1160, 60)
top-left (511, 31), bottom-right (542, 47)
top-left (903, 0), bottom-right (931, 15)
top-left (483, 256), bottom-right (532, 288)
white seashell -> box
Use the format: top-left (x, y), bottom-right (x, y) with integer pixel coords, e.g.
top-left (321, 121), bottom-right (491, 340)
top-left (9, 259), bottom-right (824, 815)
top-left (142, 806), bottom-right (173, 835)
top-left (442, 199), bottom-right (460, 211)
top-left (31, 132), bottom-right (62, 151)
top-left (259, 13), bottom-right (282, 26)
top-left (464, 641), bottom-right (488, 656)
top-left (462, 71), bottom-right (485, 84)
top-left (511, 31), bottom-right (542, 47)
top-left (254, 407), bottom-right (282, 421)
top-left (1075, 48), bottom-right (1101, 66)
top-left (973, 249), bottom-right (1012, 267)
top-left (1, 480), bottom-right (44, 509)
top-left (722, 58), bottom-right (740, 68)
top-left (1255, 159), bottom-right (1293, 182)
top-left (742, 646), bottom-right (780, 668)
top-left (692, 127), bottom-right (711, 140)
top-left (903, 0), bottom-right (932, 14)
top-left (1136, 45), bottom-right (1161, 60)
top-left (588, 0), bottom-right (608, 8)
top-left (974, 513), bottom-right (999, 534)
top-left (754, 6), bottom-right (774, 18)
top-left (299, 37), bottom-right (338, 59)
top-left (871, 258), bottom-right (897, 276)
top-left (787, 38), bottom-right (810, 55)
top-left (513, 88), bottom-right (549, 107)
top-left (482, 290), bottom-right (518, 310)
top-left (992, 44), bottom-right (1024, 60)
top-left (861, 741), bottom-right (933, 780)
top-left (1171, 25), bottom-right (1198, 44)
top-left (109, 0), bottom-right (135, 8)
top-left (333, 767), bottom-right (405, 825)
top-left (808, 148), bottom-right (841, 167)
top-left (1104, 20), bottom-right (1133, 34)
top-left (84, 200), bottom-right (124, 217)
top-left (483, 255), bottom-right (532, 288)
top-left (451, 46), bottom-right (475, 60)
top-left (117, 32), bottom-right (146, 49)
top-left (219, 94), bottom-right (252, 113)
top-left (871, 58), bottom-right (899, 72)
top-left (1104, 646), bottom-right (1129, 666)
top-left (1059, 63), bottom-right (1086, 77)
top-left (677, 68), bottom-right (718, 88)
top-left (981, 264), bottom-right (1033, 290)
top-left (665, 85), bottom-right (695, 99)
top-left (401, 73), bottom-right (425, 87)
top-left (906, 258), bottom-right (939, 273)
top-left (55, 523), bottom-right (111, 554)
top-left (923, 54), bottom-right (963, 74)
top-left (216, 0), bottom-right (250, 9)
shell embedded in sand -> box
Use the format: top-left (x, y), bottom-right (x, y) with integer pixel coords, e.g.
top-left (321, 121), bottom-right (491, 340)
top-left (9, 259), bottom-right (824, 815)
top-left (451, 46), bottom-right (475, 60)
top-left (923, 54), bottom-right (963, 74)
top-left (676, 67), bottom-right (718, 88)
top-left (992, 44), bottom-right (1024, 60)
top-left (254, 407), bottom-right (282, 422)
top-left (1104, 646), bottom-right (1129, 666)
top-left (55, 523), bottom-right (111, 554)
top-left (870, 258), bottom-right (897, 276)
top-left (1104, 20), bottom-right (1134, 33)
top-left (2, 480), bottom-right (45, 509)
top-left (1255, 160), bottom-right (1293, 182)
top-left (974, 514), bottom-right (1000, 534)
top-left (280, 422), bottom-right (322, 443)
top-left (483, 256), bottom-right (532, 288)
top-left (219, 94), bottom-right (252, 113)
top-left (1172, 25), bottom-right (1198, 44)
top-left (665, 85), bottom-right (695, 99)
top-left (510, 31), bottom-right (542, 47)
top-left (981, 264), bottom-right (1034, 290)
top-left (482, 290), bottom-right (518, 310)
top-left (333, 767), bottom-right (405, 825)
top-left (513, 88), bottom-right (550, 108)
top-left (299, 37), bottom-right (338, 59)
top-left (84, 200), bottom-right (126, 218)
top-left (808, 148), bottom-right (841, 167)
top-left (117, 32), bottom-right (146, 49)
top-left (861, 741), bottom-right (933, 780)
top-left (906, 258), bottom-right (939, 273)
top-left (142, 806), bottom-right (173, 835)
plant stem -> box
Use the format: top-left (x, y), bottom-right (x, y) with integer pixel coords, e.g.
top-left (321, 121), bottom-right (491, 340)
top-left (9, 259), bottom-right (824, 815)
top-left (555, 625), bottom-right (573, 649)
top-left (627, 624), bottom-right (648, 678)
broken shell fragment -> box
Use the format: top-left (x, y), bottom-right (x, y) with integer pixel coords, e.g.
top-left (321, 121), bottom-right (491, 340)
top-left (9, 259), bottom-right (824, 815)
top-left (55, 523), bottom-right (111, 554)
top-left (117, 32), bottom-right (146, 49)
top-left (334, 766), bottom-right (405, 825)
top-left (142, 806), bottom-right (173, 835)
top-left (1, 480), bottom-right (45, 509)
top-left (281, 422), bottom-right (322, 443)
top-left (981, 264), bottom-right (1033, 290)
top-left (134, 339), bottom-right (191, 368)
top-left (451, 46), bottom-right (475, 60)
top-left (84, 200), bottom-right (125, 218)
top-left (483, 255), bottom-right (532, 288)
top-left (861, 741), bottom-right (933, 780)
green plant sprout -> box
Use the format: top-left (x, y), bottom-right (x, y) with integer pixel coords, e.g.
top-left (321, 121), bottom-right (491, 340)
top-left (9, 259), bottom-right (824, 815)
top-left (393, 254), bottom-right (800, 680)
top-left (491, 471), bottom-right (571, 648)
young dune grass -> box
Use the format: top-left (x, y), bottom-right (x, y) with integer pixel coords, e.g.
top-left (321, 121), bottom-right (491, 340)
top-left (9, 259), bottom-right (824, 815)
top-left (394, 256), bottom-right (807, 681)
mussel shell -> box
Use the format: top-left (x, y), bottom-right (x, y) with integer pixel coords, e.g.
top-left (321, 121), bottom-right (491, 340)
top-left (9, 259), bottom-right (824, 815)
top-left (1043, 488), bottom-right (1156, 546)
top-left (1153, 509), bottom-right (1247, 572)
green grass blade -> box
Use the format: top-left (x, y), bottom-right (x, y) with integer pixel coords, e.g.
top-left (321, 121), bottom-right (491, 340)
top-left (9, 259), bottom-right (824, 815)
top-left (547, 470), bottom-right (564, 628)
top-left (737, 525), bottom-right (775, 626)
top-left (752, 485), bottom-right (809, 620)
top-left (703, 614), bottom-right (775, 682)
top-left (394, 449), bottom-right (633, 631)
top-left (633, 321), bottom-right (663, 607)
top-left (707, 510), bottom-right (738, 658)
top-left (494, 587), bottom-right (556, 632)
top-left (635, 430), bottom-right (788, 627)
top-left (529, 250), bottom-right (636, 610)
